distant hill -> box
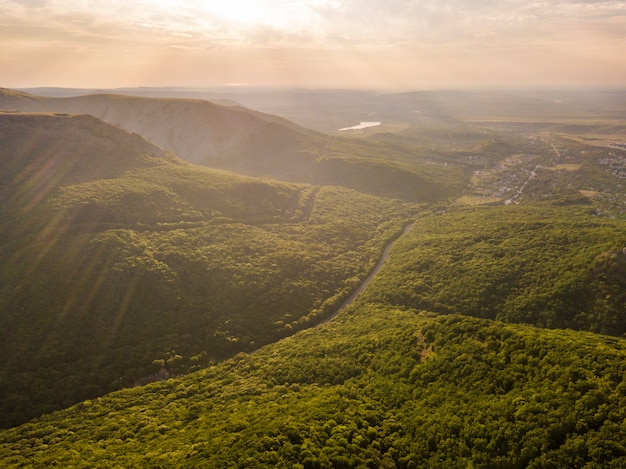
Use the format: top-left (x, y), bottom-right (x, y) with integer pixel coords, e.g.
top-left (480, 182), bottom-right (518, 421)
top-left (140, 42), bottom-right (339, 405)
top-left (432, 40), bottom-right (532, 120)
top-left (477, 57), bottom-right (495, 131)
top-left (365, 89), bottom-right (626, 123)
top-left (21, 87), bottom-right (626, 131)
top-left (0, 88), bottom-right (464, 202)
top-left (0, 89), bottom-right (314, 166)
top-left (0, 111), bottom-right (166, 185)
top-left (0, 112), bottom-right (412, 428)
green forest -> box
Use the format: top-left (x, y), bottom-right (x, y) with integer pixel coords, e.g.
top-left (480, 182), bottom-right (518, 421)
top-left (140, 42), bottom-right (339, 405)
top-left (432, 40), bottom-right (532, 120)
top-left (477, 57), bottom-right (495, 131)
top-left (1, 88), bottom-right (626, 467)
top-left (3, 309), bottom-right (626, 467)
top-left (362, 205), bottom-right (626, 335)
top-left (0, 112), bottom-right (415, 427)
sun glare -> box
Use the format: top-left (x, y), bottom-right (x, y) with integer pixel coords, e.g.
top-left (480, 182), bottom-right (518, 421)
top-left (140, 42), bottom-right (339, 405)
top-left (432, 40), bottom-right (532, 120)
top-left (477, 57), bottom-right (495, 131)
top-left (200, 0), bottom-right (291, 28)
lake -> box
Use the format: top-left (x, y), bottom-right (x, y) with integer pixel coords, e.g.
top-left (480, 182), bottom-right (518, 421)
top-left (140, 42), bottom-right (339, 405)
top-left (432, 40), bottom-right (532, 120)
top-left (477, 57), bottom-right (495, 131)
top-left (339, 121), bottom-right (381, 131)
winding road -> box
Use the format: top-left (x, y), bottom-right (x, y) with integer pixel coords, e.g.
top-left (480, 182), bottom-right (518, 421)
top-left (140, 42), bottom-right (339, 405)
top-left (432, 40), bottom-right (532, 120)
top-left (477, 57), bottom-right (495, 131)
top-left (319, 221), bottom-right (414, 325)
top-left (245, 220), bottom-right (414, 357)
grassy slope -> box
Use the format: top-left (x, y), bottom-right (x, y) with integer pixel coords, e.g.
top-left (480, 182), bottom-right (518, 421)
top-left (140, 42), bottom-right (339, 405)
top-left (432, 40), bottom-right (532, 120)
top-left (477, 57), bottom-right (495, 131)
top-left (0, 113), bottom-right (414, 428)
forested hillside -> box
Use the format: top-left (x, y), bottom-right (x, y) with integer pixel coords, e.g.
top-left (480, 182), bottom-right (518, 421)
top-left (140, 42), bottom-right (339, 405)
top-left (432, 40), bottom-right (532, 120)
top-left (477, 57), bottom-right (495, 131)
top-left (3, 306), bottom-right (626, 467)
top-left (0, 112), bottom-right (413, 428)
top-left (1, 87), bottom-right (626, 468)
top-left (362, 205), bottom-right (626, 335)
top-left (0, 88), bottom-right (466, 202)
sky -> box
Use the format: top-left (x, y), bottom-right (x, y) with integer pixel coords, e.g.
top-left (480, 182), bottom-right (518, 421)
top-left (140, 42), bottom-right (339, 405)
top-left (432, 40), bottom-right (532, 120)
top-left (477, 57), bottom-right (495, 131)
top-left (1, 0), bottom-right (625, 90)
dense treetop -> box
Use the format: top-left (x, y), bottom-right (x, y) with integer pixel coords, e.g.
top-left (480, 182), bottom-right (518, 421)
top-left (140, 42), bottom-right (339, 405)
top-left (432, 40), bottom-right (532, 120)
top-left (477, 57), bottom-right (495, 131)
top-left (361, 204), bottom-right (626, 335)
top-left (2, 307), bottom-right (626, 468)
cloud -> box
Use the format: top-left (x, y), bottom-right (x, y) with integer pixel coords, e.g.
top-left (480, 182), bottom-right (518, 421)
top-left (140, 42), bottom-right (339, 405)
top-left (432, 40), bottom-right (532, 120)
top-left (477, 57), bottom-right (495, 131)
top-left (3, 0), bottom-right (625, 48)
top-left (1, 0), bottom-right (625, 88)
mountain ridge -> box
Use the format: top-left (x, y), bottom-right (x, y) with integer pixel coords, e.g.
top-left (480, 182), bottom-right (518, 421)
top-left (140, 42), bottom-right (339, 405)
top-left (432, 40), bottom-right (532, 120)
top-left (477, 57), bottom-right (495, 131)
top-left (0, 88), bottom-right (465, 202)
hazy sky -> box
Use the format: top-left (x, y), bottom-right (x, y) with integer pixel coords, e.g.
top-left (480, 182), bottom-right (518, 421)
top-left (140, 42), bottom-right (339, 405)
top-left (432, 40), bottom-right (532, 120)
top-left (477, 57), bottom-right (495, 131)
top-left (2, 0), bottom-right (625, 90)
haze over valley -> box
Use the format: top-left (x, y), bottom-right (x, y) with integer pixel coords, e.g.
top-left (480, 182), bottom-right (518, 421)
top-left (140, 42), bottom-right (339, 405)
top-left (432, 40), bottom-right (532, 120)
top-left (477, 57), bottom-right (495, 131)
top-left (1, 0), bottom-right (626, 467)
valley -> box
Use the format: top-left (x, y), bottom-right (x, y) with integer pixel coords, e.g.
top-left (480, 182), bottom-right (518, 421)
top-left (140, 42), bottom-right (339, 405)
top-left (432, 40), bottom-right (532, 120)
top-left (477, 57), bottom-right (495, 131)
top-left (1, 87), bottom-right (626, 467)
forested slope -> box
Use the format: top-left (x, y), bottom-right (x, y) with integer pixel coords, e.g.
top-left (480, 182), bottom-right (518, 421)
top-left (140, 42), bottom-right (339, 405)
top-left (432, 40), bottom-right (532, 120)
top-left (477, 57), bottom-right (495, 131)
top-left (2, 306), bottom-right (626, 467)
top-left (2, 171), bottom-right (626, 465)
top-left (361, 205), bottom-right (626, 335)
top-left (0, 88), bottom-right (466, 202)
top-left (0, 112), bottom-right (413, 427)
top-left (2, 90), bottom-right (626, 467)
